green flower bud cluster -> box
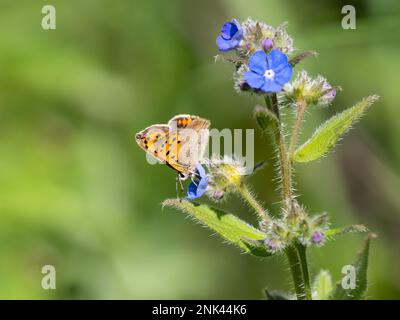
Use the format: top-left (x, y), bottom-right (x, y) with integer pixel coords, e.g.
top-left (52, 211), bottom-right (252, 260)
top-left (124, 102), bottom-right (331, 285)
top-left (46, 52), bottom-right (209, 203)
top-left (261, 202), bottom-right (330, 253)
top-left (282, 70), bottom-right (338, 108)
top-left (239, 18), bottom-right (294, 56)
top-left (203, 157), bottom-right (247, 201)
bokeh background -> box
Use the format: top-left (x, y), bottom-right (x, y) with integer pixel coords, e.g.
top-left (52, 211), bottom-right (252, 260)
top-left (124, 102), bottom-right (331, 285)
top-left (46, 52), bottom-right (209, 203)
top-left (0, 0), bottom-right (399, 299)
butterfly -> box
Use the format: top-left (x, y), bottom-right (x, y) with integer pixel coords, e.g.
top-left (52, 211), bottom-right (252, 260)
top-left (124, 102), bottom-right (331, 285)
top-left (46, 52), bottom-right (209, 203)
top-left (135, 115), bottom-right (210, 185)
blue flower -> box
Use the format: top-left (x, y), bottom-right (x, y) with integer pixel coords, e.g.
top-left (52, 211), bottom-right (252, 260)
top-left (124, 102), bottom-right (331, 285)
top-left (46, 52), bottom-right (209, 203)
top-left (186, 164), bottom-right (208, 200)
top-left (216, 19), bottom-right (243, 52)
top-left (244, 49), bottom-right (293, 93)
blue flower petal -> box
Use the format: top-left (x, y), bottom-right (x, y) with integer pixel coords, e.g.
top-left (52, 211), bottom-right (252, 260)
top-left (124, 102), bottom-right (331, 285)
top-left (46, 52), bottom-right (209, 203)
top-left (260, 79), bottom-right (283, 93)
top-left (186, 164), bottom-right (208, 200)
top-left (186, 181), bottom-right (200, 200)
top-left (274, 64), bottom-right (293, 86)
top-left (221, 22), bottom-right (238, 40)
top-left (216, 36), bottom-right (234, 51)
top-left (216, 20), bottom-right (242, 51)
top-left (196, 178), bottom-right (208, 197)
top-left (186, 179), bottom-right (207, 200)
top-left (248, 50), bottom-right (268, 75)
top-left (231, 20), bottom-right (243, 41)
top-left (244, 71), bottom-right (265, 89)
top-left (267, 49), bottom-right (289, 71)
top-left (195, 163), bottom-right (206, 177)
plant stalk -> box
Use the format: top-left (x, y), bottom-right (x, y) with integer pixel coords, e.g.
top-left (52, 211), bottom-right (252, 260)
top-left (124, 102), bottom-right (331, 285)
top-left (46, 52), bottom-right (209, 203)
top-left (238, 183), bottom-right (270, 223)
top-left (295, 242), bottom-right (312, 300)
top-left (266, 94), bottom-right (312, 300)
top-left (285, 245), bottom-right (306, 300)
top-left (288, 99), bottom-right (307, 159)
top-left (266, 94), bottom-right (292, 203)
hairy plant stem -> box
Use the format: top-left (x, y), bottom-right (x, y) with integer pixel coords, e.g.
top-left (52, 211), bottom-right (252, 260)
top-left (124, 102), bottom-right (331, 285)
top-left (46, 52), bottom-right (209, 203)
top-left (285, 245), bottom-right (306, 299)
top-left (266, 94), bottom-right (292, 203)
top-left (265, 94), bottom-right (312, 300)
top-left (238, 183), bottom-right (270, 223)
top-left (295, 242), bottom-right (312, 300)
top-left (288, 99), bottom-right (307, 159)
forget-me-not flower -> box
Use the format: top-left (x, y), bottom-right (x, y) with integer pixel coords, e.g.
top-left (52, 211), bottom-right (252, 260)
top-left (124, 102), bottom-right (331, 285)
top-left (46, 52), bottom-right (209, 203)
top-left (244, 49), bottom-right (293, 93)
top-left (186, 164), bottom-right (208, 200)
top-left (216, 19), bottom-right (243, 52)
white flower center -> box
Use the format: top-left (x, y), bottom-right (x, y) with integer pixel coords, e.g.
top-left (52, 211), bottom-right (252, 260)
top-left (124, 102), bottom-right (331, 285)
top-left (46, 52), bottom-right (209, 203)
top-left (264, 69), bottom-right (275, 79)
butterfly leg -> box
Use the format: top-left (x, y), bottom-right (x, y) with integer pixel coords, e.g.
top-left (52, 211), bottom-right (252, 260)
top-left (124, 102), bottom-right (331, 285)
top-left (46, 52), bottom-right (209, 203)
top-left (178, 174), bottom-right (184, 192)
top-left (175, 174), bottom-right (185, 200)
top-left (175, 175), bottom-right (180, 200)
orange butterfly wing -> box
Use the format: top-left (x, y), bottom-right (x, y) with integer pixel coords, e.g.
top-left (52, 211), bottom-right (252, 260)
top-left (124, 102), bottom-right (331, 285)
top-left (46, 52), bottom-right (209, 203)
top-left (135, 124), bottom-right (191, 176)
top-left (135, 115), bottom-right (210, 178)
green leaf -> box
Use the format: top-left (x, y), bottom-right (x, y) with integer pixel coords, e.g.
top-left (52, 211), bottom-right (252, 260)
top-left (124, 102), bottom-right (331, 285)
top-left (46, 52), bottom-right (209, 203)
top-left (330, 233), bottom-right (376, 300)
top-left (293, 95), bottom-right (379, 163)
top-left (313, 270), bottom-right (333, 300)
top-left (254, 105), bottom-right (278, 131)
top-left (325, 224), bottom-right (368, 239)
top-left (162, 199), bottom-right (270, 257)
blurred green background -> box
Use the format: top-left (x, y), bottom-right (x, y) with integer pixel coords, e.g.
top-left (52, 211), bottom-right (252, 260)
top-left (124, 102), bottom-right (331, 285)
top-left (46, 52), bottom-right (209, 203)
top-left (0, 0), bottom-right (399, 299)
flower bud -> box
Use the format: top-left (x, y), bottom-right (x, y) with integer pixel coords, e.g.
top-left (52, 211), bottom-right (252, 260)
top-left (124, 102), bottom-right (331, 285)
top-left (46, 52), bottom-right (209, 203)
top-left (210, 189), bottom-right (225, 201)
top-left (320, 81), bottom-right (337, 106)
top-left (240, 18), bottom-right (294, 55)
top-left (311, 231), bottom-right (325, 245)
top-left (264, 237), bottom-right (285, 253)
top-left (262, 38), bottom-right (274, 51)
top-left (205, 157), bottom-right (247, 200)
top-left (273, 23), bottom-right (294, 54)
top-left (262, 220), bottom-right (290, 253)
top-left (282, 70), bottom-right (338, 108)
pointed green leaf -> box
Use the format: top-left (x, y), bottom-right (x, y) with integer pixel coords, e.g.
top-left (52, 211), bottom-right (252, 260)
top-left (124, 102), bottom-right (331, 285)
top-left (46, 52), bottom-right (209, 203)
top-left (293, 95), bottom-right (379, 163)
top-left (330, 233), bottom-right (376, 300)
top-left (162, 199), bottom-right (270, 257)
top-left (313, 270), bottom-right (333, 300)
